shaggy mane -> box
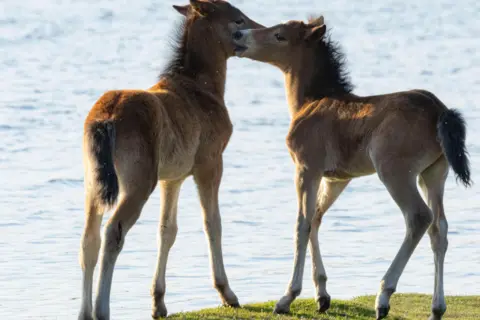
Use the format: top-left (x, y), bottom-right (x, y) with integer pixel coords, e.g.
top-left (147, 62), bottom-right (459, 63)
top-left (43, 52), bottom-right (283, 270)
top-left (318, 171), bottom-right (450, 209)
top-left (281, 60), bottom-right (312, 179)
top-left (304, 22), bottom-right (354, 100)
top-left (159, 15), bottom-right (204, 79)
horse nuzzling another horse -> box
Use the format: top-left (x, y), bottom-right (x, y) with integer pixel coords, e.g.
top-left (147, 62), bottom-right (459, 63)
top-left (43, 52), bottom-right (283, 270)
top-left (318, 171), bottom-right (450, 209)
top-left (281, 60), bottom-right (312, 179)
top-left (233, 15), bottom-right (471, 320)
top-left (78, 1), bottom-right (263, 319)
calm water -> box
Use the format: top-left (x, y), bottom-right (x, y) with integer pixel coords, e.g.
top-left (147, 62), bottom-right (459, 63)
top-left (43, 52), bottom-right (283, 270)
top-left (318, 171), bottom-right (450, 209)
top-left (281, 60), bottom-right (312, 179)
top-left (1, 0), bottom-right (479, 319)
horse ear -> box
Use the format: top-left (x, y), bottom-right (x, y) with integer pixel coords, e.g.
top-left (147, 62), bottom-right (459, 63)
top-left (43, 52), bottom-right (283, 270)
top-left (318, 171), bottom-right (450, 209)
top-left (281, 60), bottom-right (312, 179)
top-left (189, 0), bottom-right (216, 17)
top-left (172, 4), bottom-right (190, 16)
top-left (304, 24), bottom-right (326, 42)
top-left (308, 15), bottom-right (324, 27)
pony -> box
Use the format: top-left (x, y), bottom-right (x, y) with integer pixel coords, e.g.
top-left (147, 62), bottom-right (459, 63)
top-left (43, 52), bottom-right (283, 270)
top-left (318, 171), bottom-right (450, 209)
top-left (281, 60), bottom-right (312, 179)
top-left (232, 15), bottom-right (471, 320)
top-left (78, 1), bottom-right (263, 319)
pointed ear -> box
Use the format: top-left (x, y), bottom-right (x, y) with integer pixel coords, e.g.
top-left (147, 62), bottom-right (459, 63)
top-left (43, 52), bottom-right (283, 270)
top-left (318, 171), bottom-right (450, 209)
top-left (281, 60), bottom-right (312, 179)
top-left (308, 15), bottom-right (324, 27)
top-left (172, 4), bottom-right (190, 16)
top-left (190, 0), bottom-right (216, 17)
top-left (304, 24), bottom-right (326, 42)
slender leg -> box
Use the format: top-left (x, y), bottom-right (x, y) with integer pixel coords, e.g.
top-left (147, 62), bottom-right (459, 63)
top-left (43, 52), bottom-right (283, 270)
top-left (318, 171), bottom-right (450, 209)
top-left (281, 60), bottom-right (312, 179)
top-left (78, 195), bottom-right (104, 320)
top-left (310, 178), bottom-right (350, 312)
top-left (193, 157), bottom-right (238, 307)
top-left (151, 179), bottom-right (185, 319)
top-left (419, 156), bottom-right (449, 320)
top-left (93, 189), bottom-right (152, 320)
top-left (375, 170), bottom-right (433, 320)
top-left (274, 165), bottom-right (322, 314)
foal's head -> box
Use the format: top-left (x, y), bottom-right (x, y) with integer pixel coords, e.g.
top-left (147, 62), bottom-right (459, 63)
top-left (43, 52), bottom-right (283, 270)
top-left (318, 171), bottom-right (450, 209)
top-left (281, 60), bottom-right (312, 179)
top-left (172, 0), bottom-right (264, 58)
top-left (232, 16), bottom-right (328, 69)
top-left (232, 16), bottom-right (353, 99)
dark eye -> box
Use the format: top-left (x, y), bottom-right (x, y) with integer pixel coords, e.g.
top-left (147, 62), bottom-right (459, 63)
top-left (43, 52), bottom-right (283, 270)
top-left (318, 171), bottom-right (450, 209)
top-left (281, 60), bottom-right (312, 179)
top-left (275, 33), bottom-right (287, 41)
top-left (235, 18), bottom-right (244, 25)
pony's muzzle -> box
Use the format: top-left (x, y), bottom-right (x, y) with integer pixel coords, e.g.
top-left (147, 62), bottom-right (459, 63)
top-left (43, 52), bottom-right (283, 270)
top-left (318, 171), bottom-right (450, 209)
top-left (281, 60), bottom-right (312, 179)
top-left (232, 31), bottom-right (243, 40)
top-left (232, 31), bottom-right (249, 56)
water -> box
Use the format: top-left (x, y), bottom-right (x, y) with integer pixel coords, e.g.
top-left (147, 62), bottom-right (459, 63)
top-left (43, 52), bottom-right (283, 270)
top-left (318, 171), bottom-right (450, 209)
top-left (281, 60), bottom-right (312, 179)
top-left (1, 0), bottom-right (479, 319)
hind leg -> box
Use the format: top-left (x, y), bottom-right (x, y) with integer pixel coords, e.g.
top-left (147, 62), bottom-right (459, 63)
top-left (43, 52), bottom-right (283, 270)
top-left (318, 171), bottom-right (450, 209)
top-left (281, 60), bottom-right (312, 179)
top-left (78, 194), bottom-right (104, 320)
top-left (310, 178), bottom-right (350, 312)
top-left (151, 179), bottom-right (184, 319)
top-left (193, 157), bottom-right (238, 307)
top-left (93, 179), bottom-right (155, 320)
top-left (374, 168), bottom-right (433, 320)
top-left (419, 156), bottom-right (449, 320)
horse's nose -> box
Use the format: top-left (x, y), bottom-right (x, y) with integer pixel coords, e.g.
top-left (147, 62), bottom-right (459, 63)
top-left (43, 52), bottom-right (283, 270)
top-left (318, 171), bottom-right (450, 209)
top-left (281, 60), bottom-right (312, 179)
top-left (232, 31), bottom-right (243, 40)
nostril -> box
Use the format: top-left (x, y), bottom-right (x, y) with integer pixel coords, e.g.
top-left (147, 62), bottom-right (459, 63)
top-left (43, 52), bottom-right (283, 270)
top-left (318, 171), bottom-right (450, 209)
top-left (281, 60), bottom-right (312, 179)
top-left (232, 31), bottom-right (243, 40)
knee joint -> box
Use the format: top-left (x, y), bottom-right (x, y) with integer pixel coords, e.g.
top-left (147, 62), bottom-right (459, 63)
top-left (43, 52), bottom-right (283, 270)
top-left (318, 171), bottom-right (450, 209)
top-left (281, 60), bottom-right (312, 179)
top-left (297, 223), bottom-right (311, 234)
top-left (406, 211), bottom-right (432, 238)
top-left (204, 219), bottom-right (221, 235)
top-left (105, 221), bottom-right (124, 252)
top-left (159, 224), bottom-right (178, 236)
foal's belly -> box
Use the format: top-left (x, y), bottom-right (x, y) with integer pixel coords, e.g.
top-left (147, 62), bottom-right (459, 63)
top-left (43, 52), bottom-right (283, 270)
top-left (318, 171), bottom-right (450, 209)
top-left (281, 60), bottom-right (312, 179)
top-left (323, 166), bottom-right (376, 181)
top-left (323, 152), bottom-right (377, 180)
top-left (156, 143), bottom-right (198, 181)
top-left (157, 160), bottom-right (195, 181)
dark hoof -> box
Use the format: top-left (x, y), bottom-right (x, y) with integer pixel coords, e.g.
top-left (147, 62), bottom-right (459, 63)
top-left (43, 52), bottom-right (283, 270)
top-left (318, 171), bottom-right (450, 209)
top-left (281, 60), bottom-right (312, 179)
top-left (317, 296), bottom-right (331, 313)
top-left (376, 305), bottom-right (390, 320)
top-left (273, 303), bottom-right (290, 314)
top-left (152, 307), bottom-right (168, 319)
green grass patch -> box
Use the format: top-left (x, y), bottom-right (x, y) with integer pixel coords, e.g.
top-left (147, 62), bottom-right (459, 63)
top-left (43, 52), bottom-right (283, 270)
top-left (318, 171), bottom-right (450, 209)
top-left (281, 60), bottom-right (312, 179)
top-left (167, 294), bottom-right (479, 319)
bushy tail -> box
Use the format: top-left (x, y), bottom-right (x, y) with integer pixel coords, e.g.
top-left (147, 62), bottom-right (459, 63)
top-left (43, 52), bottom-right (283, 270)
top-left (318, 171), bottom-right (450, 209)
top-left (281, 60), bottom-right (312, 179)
top-left (88, 120), bottom-right (119, 207)
top-left (437, 109), bottom-right (472, 187)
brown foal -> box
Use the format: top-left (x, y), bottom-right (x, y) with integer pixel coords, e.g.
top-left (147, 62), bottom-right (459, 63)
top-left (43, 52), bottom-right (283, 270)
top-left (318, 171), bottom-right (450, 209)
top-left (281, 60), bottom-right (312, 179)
top-left (78, 1), bottom-right (263, 319)
top-left (233, 15), bottom-right (471, 320)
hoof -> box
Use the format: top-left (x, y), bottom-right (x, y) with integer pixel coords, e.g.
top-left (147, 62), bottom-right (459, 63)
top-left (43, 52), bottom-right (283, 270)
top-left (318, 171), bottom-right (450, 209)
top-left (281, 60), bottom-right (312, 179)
top-left (317, 295), bottom-right (331, 313)
top-left (152, 305), bottom-right (168, 319)
top-left (217, 284), bottom-right (240, 308)
top-left (376, 305), bottom-right (390, 320)
top-left (221, 294), bottom-right (240, 308)
top-left (273, 303), bottom-right (290, 315)
top-left (273, 296), bottom-right (292, 314)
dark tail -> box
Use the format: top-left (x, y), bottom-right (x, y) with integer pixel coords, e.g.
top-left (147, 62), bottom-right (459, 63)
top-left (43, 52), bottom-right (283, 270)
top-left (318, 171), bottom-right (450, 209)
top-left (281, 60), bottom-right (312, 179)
top-left (437, 109), bottom-right (472, 187)
top-left (89, 120), bottom-right (119, 207)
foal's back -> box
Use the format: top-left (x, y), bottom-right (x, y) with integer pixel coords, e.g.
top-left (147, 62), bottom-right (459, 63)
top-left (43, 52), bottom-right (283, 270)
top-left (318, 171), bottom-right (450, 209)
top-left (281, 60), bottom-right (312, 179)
top-left (288, 89), bottom-right (449, 178)
top-left (84, 75), bottom-right (232, 182)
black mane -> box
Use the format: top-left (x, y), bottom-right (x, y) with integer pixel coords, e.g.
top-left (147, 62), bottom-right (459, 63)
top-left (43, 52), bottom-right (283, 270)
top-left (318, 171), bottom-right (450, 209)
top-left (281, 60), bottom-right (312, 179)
top-left (304, 31), bottom-right (354, 100)
top-left (159, 16), bottom-right (204, 80)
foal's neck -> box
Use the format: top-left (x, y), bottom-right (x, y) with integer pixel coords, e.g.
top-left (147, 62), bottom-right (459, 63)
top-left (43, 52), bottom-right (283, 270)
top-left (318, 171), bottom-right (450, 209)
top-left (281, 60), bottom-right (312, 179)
top-left (284, 61), bottom-right (315, 117)
top-left (284, 70), bottom-right (309, 118)
top-left (181, 19), bottom-right (227, 98)
top-left (284, 43), bottom-right (354, 118)
top-left (284, 68), bottom-right (355, 118)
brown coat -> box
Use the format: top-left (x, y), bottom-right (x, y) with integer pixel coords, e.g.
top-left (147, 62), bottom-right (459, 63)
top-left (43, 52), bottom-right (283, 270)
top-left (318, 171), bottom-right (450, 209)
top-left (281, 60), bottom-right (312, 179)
top-left (78, 2), bottom-right (264, 319)
top-left (233, 15), bottom-right (470, 320)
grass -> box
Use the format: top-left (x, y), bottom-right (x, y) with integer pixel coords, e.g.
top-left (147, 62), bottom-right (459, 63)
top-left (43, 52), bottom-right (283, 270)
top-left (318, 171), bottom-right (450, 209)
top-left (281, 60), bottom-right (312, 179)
top-left (167, 294), bottom-right (479, 319)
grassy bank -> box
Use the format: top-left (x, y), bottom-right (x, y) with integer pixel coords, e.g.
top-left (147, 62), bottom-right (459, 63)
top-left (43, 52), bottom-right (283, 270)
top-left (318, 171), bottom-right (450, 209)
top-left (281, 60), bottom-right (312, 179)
top-left (168, 294), bottom-right (479, 319)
